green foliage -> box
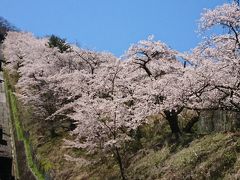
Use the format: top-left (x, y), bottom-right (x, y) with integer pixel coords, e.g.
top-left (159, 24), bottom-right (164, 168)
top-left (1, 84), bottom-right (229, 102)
top-left (40, 158), bottom-right (53, 172)
top-left (48, 35), bottom-right (71, 53)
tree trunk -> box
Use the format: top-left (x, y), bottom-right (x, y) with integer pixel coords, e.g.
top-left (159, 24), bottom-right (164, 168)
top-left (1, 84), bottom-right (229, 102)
top-left (164, 110), bottom-right (181, 139)
top-left (114, 146), bottom-right (126, 180)
top-left (183, 115), bottom-right (200, 133)
top-left (50, 126), bottom-right (57, 138)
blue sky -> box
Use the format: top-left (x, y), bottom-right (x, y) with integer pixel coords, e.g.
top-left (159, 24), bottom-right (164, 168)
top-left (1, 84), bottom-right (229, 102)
top-left (0, 0), bottom-right (229, 56)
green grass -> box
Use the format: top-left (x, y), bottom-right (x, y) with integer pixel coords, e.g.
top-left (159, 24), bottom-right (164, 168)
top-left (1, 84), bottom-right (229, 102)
top-left (128, 133), bottom-right (240, 179)
top-left (6, 76), bottom-right (45, 180)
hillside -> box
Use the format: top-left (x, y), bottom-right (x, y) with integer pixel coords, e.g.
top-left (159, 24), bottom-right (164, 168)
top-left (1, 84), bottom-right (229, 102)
top-left (3, 80), bottom-right (240, 179)
top-left (1, 2), bottom-right (240, 179)
top-left (4, 87), bottom-right (240, 179)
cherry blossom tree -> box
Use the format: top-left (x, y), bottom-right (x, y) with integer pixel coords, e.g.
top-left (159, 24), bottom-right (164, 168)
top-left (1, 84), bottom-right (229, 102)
top-left (199, 2), bottom-right (240, 48)
top-left (3, 32), bottom-right (82, 136)
top-left (3, 32), bottom-right (153, 178)
top-left (62, 53), bottom-right (160, 179)
top-left (124, 36), bottom-right (193, 139)
top-left (3, 2), bottom-right (240, 178)
top-left (187, 2), bottom-right (240, 113)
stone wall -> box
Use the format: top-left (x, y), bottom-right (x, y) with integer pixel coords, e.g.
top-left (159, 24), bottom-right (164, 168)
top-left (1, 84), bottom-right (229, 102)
top-left (197, 110), bottom-right (240, 133)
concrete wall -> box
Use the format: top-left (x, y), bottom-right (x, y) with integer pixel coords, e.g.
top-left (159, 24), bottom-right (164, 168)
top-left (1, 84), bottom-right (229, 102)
top-left (14, 140), bottom-right (36, 180)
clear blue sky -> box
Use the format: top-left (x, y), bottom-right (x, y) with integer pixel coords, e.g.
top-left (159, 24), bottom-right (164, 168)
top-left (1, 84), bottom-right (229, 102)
top-left (0, 0), bottom-right (229, 56)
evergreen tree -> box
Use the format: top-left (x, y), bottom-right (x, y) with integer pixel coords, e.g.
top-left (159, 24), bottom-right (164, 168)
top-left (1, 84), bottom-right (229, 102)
top-left (0, 16), bottom-right (17, 42)
top-left (48, 35), bottom-right (71, 53)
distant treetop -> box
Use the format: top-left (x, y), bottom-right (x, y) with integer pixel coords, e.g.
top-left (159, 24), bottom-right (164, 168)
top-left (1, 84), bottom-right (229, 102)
top-left (0, 16), bottom-right (18, 42)
top-left (48, 35), bottom-right (71, 53)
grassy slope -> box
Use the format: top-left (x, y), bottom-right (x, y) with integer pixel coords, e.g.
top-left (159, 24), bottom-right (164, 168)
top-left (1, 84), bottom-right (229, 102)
top-left (127, 133), bottom-right (240, 180)
top-left (60, 121), bottom-right (240, 179)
